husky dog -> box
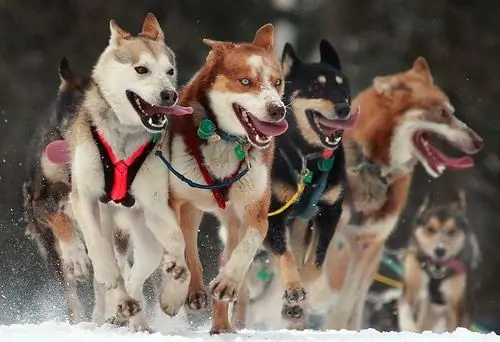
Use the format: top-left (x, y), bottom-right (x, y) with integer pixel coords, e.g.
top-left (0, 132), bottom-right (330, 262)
top-left (398, 190), bottom-right (480, 332)
top-left (22, 57), bottom-right (90, 323)
top-left (263, 40), bottom-right (357, 328)
top-left (67, 13), bottom-right (193, 331)
top-left (168, 24), bottom-right (288, 334)
top-left (322, 57), bottom-right (484, 330)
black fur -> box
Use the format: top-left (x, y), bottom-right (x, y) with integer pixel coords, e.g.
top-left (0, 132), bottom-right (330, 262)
top-left (264, 40), bottom-right (351, 267)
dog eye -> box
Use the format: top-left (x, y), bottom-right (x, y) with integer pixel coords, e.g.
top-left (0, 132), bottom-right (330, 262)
top-left (240, 78), bottom-right (251, 86)
top-left (426, 227), bottom-right (436, 234)
top-left (167, 68), bottom-right (175, 76)
top-left (447, 229), bottom-right (457, 237)
top-left (274, 79), bottom-right (282, 86)
top-left (311, 82), bottom-right (321, 92)
top-left (135, 66), bottom-right (149, 75)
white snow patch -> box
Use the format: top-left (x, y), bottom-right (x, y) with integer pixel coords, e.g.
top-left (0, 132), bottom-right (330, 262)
top-left (0, 322), bottom-right (497, 342)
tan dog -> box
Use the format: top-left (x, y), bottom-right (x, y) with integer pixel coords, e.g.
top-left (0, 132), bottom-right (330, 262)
top-left (68, 13), bottom-right (193, 331)
top-left (168, 24), bottom-right (288, 334)
top-left (321, 57), bottom-right (484, 330)
top-left (398, 190), bottom-right (480, 332)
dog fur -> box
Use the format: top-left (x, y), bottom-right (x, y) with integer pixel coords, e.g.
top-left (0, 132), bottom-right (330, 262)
top-left (68, 13), bottom-right (192, 331)
top-left (261, 39), bottom-right (356, 328)
top-left (168, 23), bottom-right (287, 334)
top-left (398, 190), bottom-right (481, 332)
top-left (321, 57), bottom-right (484, 330)
top-left (22, 57), bottom-right (90, 323)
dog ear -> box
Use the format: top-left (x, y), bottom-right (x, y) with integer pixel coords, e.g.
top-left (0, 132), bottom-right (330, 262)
top-left (373, 75), bottom-right (397, 94)
top-left (141, 12), bottom-right (164, 41)
top-left (202, 39), bottom-right (235, 51)
top-left (412, 56), bottom-right (434, 83)
top-left (281, 43), bottom-right (300, 78)
top-left (319, 39), bottom-right (341, 70)
top-left (450, 189), bottom-right (466, 211)
top-left (58, 57), bottom-right (73, 85)
top-left (416, 194), bottom-right (430, 217)
top-left (109, 19), bottom-right (131, 47)
top-left (253, 23), bottom-right (274, 51)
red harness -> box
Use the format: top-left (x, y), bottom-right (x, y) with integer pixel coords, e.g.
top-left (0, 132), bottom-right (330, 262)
top-left (184, 129), bottom-right (247, 210)
top-left (91, 126), bottom-right (156, 207)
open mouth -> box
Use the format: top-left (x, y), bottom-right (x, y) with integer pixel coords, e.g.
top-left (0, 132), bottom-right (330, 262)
top-left (413, 132), bottom-right (474, 177)
top-left (126, 90), bottom-right (193, 132)
top-left (232, 104), bottom-right (288, 148)
top-left (305, 106), bottom-right (359, 148)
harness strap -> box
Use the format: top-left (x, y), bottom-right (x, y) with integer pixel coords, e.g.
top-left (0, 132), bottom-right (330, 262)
top-left (91, 126), bottom-right (155, 207)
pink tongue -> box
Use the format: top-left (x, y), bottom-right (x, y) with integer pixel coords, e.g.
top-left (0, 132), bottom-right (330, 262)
top-left (317, 105), bottom-right (360, 133)
top-left (430, 145), bottom-right (474, 169)
top-left (144, 104), bottom-right (194, 116)
top-left (45, 140), bottom-right (71, 164)
top-left (250, 117), bottom-right (289, 137)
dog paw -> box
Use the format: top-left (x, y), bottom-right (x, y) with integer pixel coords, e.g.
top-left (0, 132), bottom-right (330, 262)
top-left (283, 282), bottom-right (307, 304)
top-left (159, 267), bottom-right (190, 317)
top-left (59, 238), bottom-right (90, 281)
top-left (209, 325), bottom-right (236, 335)
top-left (116, 298), bottom-right (141, 319)
top-left (164, 261), bottom-right (189, 282)
top-left (281, 304), bottom-right (304, 321)
top-left (185, 289), bottom-right (209, 311)
top-left (209, 275), bottom-right (239, 302)
top-left (105, 315), bottom-right (128, 327)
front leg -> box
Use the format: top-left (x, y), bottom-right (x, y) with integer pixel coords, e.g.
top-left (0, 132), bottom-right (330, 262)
top-left (398, 254), bottom-right (421, 332)
top-left (209, 199), bottom-right (269, 335)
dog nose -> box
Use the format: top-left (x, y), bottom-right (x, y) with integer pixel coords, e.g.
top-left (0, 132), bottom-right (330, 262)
top-left (160, 90), bottom-right (178, 106)
top-left (335, 103), bottom-right (351, 119)
top-left (469, 129), bottom-right (484, 151)
top-left (267, 104), bottom-right (286, 121)
top-left (434, 246), bottom-right (446, 259)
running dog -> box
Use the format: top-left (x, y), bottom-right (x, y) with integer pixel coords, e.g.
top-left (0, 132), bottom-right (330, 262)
top-left (22, 57), bottom-right (90, 323)
top-left (68, 13), bottom-right (193, 331)
top-left (398, 190), bottom-right (481, 332)
top-left (168, 24), bottom-right (288, 334)
top-left (262, 39), bottom-right (358, 328)
top-left (322, 57), bottom-right (484, 330)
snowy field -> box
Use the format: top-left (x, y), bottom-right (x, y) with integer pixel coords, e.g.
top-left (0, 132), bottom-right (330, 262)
top-left (1, 321), bottom-right (499, 342)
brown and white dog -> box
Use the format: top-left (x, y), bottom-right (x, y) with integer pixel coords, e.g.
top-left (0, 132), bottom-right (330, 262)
top-left (168, 24), bottom-right (288, 334)
top-left (321, 57), bottom-right (484, 330)
top-left (68, 13), bottom-right (193, 331)
top-left (398, 190), bottom-right (480, 332)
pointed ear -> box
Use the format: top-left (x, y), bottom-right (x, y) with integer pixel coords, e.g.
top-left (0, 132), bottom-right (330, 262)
top-left (412, 56), bottom-right (433, 83)
top-left (373, 75), bottom-right (396, 94)
top-left (141, 12), bottom-right (164, 41)
top-left (416, 195), bottom-right (430, 217)
top-left (58, 57), bottom-right (73, 85)
top-left (202, 39), bottom-right (235, 51)
top-left (281, 43), bottom-right (300, 78)
top-left (450, 189), bottom-right (466, 211)
top-left (253, 23), bottom-right (274, 51)
top-left (319, 39), bottom-right (341, 70)
top-left (109, 19), bottom-right (131, 47)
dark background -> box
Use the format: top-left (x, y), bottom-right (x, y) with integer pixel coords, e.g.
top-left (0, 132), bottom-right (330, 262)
top-left (0, 0), bottom-right (499, 327)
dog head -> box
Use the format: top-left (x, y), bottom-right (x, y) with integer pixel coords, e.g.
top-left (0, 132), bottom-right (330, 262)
top-left (353, 57), bottom-right (484, 178)
top-left (413, 190), bottom-right (469, 262)
top-left (197, 24), bottom-right (288, 148)
top-left (56, 57), bottom-right (89, 133)
top-left (282, 40), bottom-right (358, 148)
top-left (92, 13), bottom-right (192, 133)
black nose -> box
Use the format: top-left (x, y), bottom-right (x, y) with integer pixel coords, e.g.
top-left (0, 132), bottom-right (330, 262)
top-left (335, 103), bottom-right (351, 119)
top-left (434, 246), bottom-right (446, 259)
top-left (160, 90), bottom-right (178, 106)
top-left (267, 104), bottom-right (286, 121)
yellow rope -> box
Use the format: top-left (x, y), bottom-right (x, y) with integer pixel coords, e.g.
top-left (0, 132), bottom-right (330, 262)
top-left (268, 175), bottom-right (307, 217)
top-left (373, 273), bottom-right (402, 288)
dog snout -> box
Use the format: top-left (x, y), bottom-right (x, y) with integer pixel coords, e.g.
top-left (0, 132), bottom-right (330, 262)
top-left (267, 104), bottom-right (286, 121)
top-left (468, 128), bottom-right (484, 152)
top-left (160, 89), bottom-right (178, 107)
top-left (335, 103), bottom-right (351, 119)
top-left (434, 246), bottom-right (446, 259)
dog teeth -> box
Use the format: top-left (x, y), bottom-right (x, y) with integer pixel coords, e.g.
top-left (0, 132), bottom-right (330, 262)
top-left (255, 134), bottom-right (270, 144)
top-left (325, 136), bottom-right (331, 144)
top-left (437, 164), bottom-right (446, 173)
top-left (148, 114), bottom-right (168, 128)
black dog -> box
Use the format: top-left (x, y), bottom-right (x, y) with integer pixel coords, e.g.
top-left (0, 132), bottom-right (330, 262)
top-left (263, 40), bottom-right (357, 324)
top-left (22, 57), bottom-right (90, 322)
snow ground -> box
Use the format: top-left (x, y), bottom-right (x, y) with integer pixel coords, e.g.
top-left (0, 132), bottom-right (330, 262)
top-left (1, 321), bottom-right (498, 342)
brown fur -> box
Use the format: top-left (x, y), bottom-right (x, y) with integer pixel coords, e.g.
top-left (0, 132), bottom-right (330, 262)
top-left (169, 24), bottom-right (283, 334)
